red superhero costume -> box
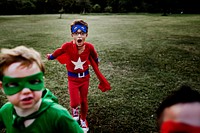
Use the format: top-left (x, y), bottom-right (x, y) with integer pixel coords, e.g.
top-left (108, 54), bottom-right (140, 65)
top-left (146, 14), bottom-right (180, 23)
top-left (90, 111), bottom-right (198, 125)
top-left (53, 41), bottom-right (97, 77)
top-left (50, 41), bottom-right (111, 120)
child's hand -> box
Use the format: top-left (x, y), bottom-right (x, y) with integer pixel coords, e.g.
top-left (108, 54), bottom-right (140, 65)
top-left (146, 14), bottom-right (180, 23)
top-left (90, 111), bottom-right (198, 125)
top-left (46, 54), bottom-right (54, 60)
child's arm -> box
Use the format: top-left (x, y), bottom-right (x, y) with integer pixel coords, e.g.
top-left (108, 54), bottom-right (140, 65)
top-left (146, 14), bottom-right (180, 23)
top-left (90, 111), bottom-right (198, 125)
top-left (89, 44), bottom-right (99, 65)
top-left (46, 54), bottom-right (55, 60)
top-left (46, 48), bottom-right (64, 60)
top-left (0, 108), bottom-right (5, 129)
top-left (47, 43), bottom-right (68, 60)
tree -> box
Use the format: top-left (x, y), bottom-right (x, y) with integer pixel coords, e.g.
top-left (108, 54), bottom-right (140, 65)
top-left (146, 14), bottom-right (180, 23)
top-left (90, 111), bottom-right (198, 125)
top-left (20, 0), bottom-right (36, 14)
top-left (104, 6), bottom-right (112, 13)
top-left (33, 0), bottom-right (47, 14)
top-left (58, 7), bottom-right (64, 18)
top-left (75, 0), bottom-right (92, 13)
top-left (44, 0), bottom-right (60, 13)
top-left (92, 4), bottom-right (101, 13)
top-left (90, 0), bottom-right (106, 12)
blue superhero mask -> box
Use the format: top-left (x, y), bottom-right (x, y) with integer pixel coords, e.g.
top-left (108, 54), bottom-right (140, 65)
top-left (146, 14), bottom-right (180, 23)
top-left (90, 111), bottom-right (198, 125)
top-left (2, 72), bottom-right (44, 95)
top-left (71, 24), bottom-right (87, 33)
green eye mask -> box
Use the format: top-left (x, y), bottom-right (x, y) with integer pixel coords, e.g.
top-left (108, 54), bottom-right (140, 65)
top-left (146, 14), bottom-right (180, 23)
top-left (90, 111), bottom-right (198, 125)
top-left (2, 72), bottom-right (44, 95)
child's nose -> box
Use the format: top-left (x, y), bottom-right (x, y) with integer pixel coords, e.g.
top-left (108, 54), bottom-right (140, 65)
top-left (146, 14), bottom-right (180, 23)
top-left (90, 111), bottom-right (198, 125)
top-left (20, 88), bottom-right (32, 94)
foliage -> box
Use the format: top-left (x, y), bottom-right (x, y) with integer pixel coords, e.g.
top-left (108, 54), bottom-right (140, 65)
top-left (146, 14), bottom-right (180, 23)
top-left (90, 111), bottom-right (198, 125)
top-left (0, 14), bottom-right (200, 132)
top-left (0, 0), bottom-right (199, 14)
top-left (92, 4), bottom-right (101, 13)
top-left (104, 6), bottom-right (112, 13)
top-left (20, 1), bottom-right (36, 14)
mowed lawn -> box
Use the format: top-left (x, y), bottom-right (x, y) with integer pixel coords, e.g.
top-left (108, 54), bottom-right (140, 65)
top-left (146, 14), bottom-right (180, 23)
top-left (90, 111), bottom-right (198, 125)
top-left (0, 14), bottom-right (200, 132)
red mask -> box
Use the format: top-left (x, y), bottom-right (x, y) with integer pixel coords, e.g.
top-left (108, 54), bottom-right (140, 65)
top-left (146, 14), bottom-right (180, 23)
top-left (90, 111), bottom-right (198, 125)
top-left (161, 121), bottom-right (200, 133)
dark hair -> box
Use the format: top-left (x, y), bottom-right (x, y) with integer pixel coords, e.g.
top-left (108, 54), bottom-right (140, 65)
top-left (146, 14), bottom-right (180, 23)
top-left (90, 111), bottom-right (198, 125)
top-left (156, 85), bottom-right (200, 120)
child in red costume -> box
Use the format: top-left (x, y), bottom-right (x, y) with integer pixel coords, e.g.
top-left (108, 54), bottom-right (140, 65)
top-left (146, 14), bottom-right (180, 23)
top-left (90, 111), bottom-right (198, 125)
top-left (47, 19), bottom-right (111, 132)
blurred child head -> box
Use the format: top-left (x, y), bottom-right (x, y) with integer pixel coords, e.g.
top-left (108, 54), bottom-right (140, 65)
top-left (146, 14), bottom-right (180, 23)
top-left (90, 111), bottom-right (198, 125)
top-left (0, 46), bottom-right (45, 110)
top-left (156, 85), bottom-right (200, 132)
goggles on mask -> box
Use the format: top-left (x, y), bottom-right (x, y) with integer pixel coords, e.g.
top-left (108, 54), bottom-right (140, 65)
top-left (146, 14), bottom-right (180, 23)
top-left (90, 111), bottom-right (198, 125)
top-left (71, 24), bottom-right (87, 33)
top-left (161, 121), bottom-right (200, 133)
top-left (2, 72), bottom-right (44, 95)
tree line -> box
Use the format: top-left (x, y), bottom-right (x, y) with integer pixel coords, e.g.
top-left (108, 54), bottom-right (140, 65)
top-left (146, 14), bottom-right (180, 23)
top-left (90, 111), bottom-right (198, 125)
top-left (0, 0), bottom-right (199, 15)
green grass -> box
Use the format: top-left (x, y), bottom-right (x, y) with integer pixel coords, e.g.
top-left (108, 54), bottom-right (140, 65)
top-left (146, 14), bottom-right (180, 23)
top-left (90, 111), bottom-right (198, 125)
top-left (0, 14), bottom-right (200, 132)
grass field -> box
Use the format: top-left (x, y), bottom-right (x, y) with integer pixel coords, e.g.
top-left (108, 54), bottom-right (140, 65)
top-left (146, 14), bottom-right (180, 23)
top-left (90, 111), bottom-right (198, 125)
top-left (0, 14), bottom-right (200, 132)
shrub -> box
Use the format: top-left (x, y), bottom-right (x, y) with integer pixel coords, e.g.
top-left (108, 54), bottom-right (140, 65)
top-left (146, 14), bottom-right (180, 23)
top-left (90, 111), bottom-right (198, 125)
top-left (92, 4), bottom-right (101, 13)
top-left (104, 6), bottom-right (112, 13)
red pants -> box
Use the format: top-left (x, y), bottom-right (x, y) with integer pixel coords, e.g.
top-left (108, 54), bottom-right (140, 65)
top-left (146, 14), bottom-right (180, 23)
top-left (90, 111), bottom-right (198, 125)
top-left (68, 78), bottom-right (89, 120)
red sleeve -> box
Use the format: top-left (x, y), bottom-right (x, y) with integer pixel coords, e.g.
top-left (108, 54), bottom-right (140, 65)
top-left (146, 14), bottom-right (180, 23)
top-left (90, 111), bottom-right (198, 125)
top-left (52, 42), bottom-right (68, 58)
top-left (88, 43), bottom-right (99, 65)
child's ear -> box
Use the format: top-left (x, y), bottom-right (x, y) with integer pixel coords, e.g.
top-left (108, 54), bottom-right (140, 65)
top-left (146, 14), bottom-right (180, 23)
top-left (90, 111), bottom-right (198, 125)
top-left (0, 81), bottom-right (2, 88)
top-left (0, 81), bottom-right (4, 94)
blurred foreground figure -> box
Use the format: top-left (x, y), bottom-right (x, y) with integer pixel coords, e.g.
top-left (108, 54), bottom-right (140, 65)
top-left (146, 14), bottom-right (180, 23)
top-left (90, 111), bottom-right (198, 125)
top-left (156, 85), bottom-right (200, 133)
top-left (0, 46), bottom-right (83, 133)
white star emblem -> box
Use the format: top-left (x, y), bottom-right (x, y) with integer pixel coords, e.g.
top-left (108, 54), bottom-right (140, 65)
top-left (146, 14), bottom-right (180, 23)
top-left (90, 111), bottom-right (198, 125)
top-left (71, 57), bottom-right (86, 70)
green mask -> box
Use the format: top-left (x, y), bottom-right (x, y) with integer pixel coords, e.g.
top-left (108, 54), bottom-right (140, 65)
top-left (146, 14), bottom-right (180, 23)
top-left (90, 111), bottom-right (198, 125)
top-left (2, 72), bottom-right (44, 95)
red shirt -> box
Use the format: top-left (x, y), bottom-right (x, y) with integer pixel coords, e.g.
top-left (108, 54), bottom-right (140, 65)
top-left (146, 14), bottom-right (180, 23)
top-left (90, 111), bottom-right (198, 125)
top-left (52, 41), bottom-right (98, 73)
top-left (53, 41), bottom-right (111, 91)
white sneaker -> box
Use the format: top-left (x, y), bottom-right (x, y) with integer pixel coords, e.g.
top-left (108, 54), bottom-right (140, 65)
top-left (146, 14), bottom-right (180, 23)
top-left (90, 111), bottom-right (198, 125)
top-left (80, 119), bottom-right (89, 132)
top-left (72, 107), bottom-right (79, 121)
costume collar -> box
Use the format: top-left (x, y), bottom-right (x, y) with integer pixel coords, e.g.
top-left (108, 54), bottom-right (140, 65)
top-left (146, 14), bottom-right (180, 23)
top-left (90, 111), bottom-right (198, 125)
top-left (12, 99), bottom-right (53, 130)
top-left (161, 121), bottom-right (200, 133)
